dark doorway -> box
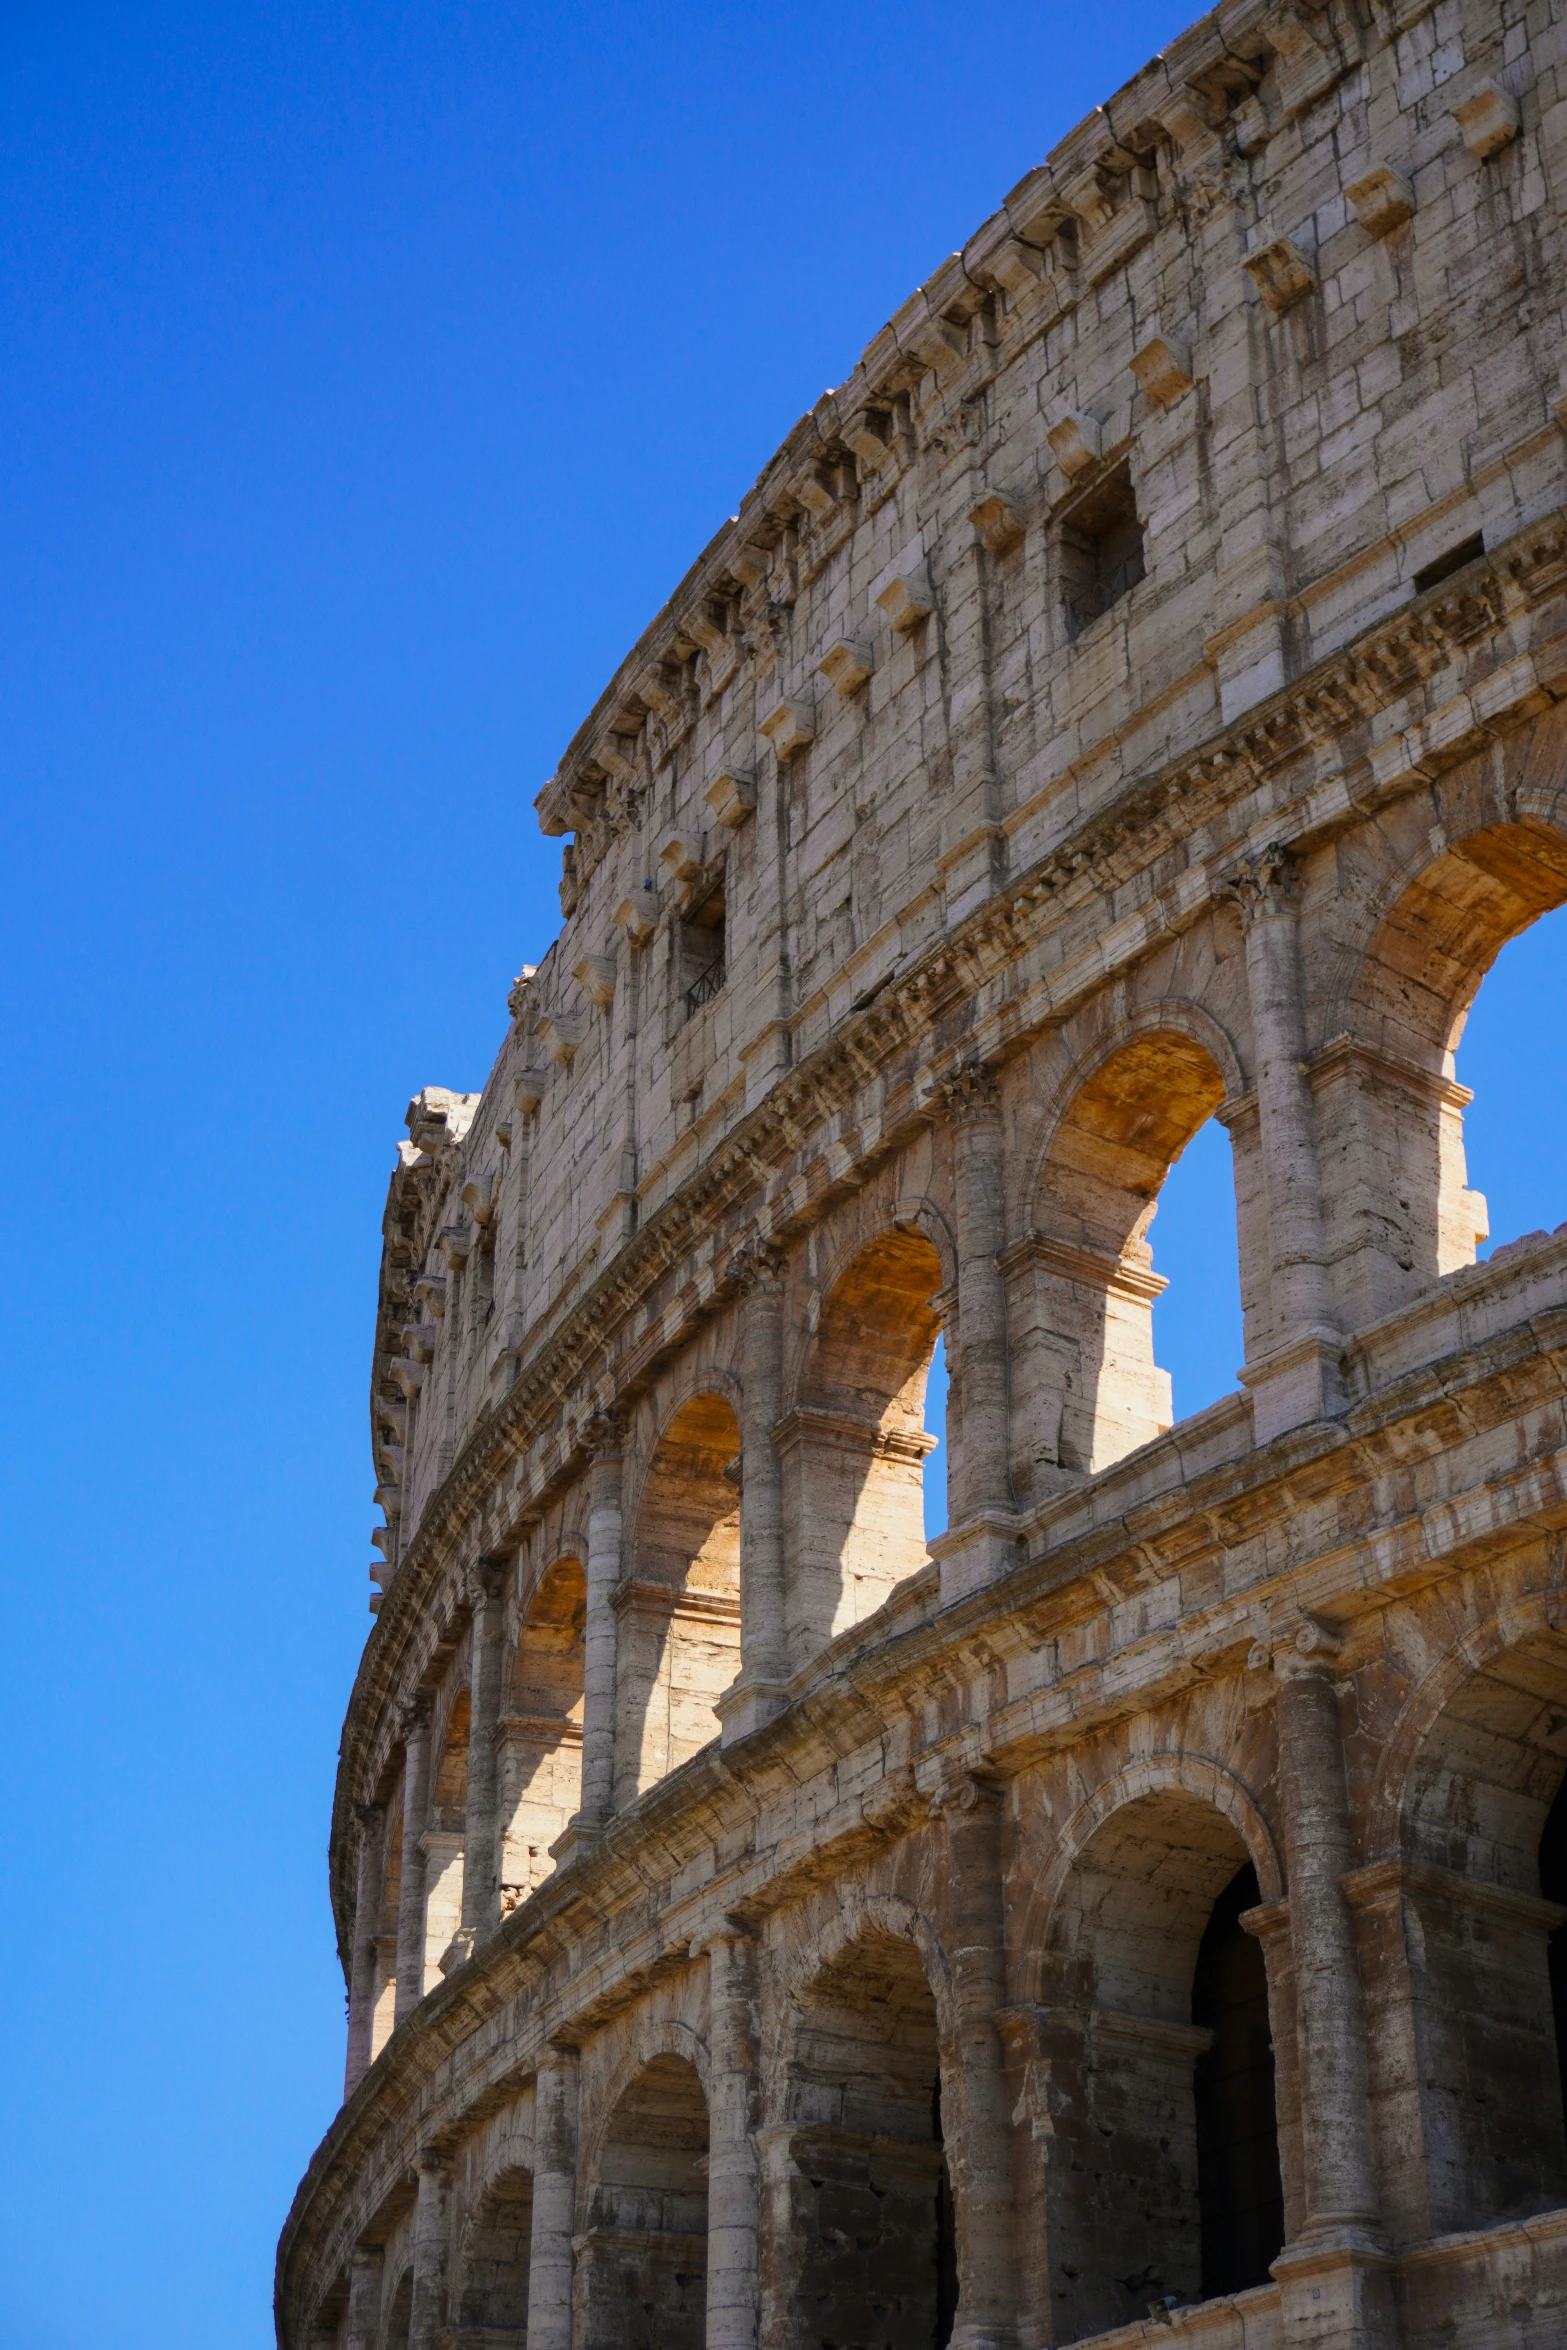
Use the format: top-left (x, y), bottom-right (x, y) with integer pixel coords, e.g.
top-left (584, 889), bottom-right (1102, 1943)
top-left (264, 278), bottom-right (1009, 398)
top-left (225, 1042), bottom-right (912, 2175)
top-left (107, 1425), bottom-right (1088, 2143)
top-left (1191, 1862), bottom-right (1285, 2298)
top-left (1537, 1774), bottom-right (1567, 2139)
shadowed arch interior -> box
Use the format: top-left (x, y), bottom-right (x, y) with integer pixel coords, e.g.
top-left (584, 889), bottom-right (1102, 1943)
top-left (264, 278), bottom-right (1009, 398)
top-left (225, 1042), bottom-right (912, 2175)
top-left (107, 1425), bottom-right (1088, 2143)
top-left (1039, 1787), bottom-right (1281, 2343)
top-left (455, 2163), bottom-right (534, 2342)
top-left (579, 2054), bottom-right (709, 2350)
top-left (498, 1555), bottom-right (586, 1913)
top-left (617, 1393), bottom-right (741, 1806)
top-left (1018, 1032), bottom-right (1232, 1484)
top-left (782, 1228), bottom-right (945, 1674)
top-left (1368, 1629), bottom-right (1567, 2238)
top-left (781, 1928), bottom-right (955, 2350)
top-left (421, 1687), bottom-right (470, 1991)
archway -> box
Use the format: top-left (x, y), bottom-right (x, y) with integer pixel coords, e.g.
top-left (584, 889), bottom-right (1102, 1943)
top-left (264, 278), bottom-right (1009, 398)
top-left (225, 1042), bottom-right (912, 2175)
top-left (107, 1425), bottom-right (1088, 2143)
top-left (370, 1802), bottom-right (401, 2063)
top-left (422, 1687), bottom-right (469, 1988)
top-left (778, 1927), bottom-right (954, 2350)
top-left (1329, 820), bottom-right (1567, 1324)
top-left (782, 1227), bottom-right (944, 1672)
top-left (1038, 1786), bottom-right (1282, 2341)
top-left (1018, 1031), bottom-right (1234, 1485)
top-left (381, 2266), bottom-right (413, 2350)
top-left (1451, 901), bottom-right (1567, 1262)
top-left (498, 1555), bottom-right (585, 1912)
top-left (1376, 1628), bottom-right (1567, 2235)
top-left (453, 2163), bottom-right (533, 2346)
top-left (617, 1394), bottom-right (742, 1806)
top-left (577, 2054), bottom-right (709, 2350)
top-left (1191, 1863), bottom-right (1284, 2298)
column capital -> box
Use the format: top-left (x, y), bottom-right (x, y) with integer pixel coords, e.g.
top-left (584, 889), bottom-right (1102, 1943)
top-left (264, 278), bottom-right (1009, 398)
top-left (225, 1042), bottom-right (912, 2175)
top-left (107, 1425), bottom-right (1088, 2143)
top-left (928, 1763), bottom-right (1006, 1820)
top-left (1218, 838), bottom-right (1299, 923)
top-left (584, 1406), bottom-right (624, 1461)
top-left (398, 1693), bottom-right (433, 1741)
top-left (354, 1799), bottom-right (385, 1830)
top-left (349, 2243), bottom-right (385, 2274)
top-left (933, 1057), bottom-right (1002, 1123)
top-left (728, 1236), bottom-right (787, 1294)
top-left (414, 2142), bottom-right (453, 2180)
top-left (466, 1553), bottom-right (510, 1610)
top-left (1248, 1608), bottom-right (1345, 1678)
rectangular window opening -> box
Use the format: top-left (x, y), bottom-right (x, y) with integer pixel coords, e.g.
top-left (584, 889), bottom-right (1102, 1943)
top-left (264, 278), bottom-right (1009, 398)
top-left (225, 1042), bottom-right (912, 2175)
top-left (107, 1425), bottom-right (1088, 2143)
top-left (680, 867), bottom-right (726, 1019)
top-left (1060, 461), bottom-right (1146, 638)
top-left (1413, 532), bottom-right (1485, 595)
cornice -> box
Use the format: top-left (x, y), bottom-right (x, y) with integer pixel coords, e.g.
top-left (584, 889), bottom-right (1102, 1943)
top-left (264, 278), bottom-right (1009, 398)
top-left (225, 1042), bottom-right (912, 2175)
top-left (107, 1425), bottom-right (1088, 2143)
top-left (338, 506), bottom-right (1567, 1951)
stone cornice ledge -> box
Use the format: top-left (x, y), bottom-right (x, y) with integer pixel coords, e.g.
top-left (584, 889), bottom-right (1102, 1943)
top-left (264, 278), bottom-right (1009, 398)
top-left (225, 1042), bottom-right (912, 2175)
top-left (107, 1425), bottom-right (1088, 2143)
top-left (336, 507), bottom-right (1567, 1948)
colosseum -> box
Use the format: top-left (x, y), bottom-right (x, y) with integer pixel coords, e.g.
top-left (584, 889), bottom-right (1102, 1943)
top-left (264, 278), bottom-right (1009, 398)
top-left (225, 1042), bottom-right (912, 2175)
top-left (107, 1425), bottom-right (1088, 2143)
top-left (277, 3), bottom-right (1567, 2345)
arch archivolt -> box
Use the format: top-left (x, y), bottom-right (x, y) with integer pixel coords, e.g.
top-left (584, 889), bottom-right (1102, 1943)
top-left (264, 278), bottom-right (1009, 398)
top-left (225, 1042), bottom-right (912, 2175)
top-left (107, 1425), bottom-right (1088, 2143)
top-left (787, 1186), bottom-right (957, 1405)
top-left (1365, 1542), bottom-right (1567, 1860)
top-left (1013, 1749), bottom-right (1284, 1993)
top-left (582, 2015), bottom-right (712, 2177)
top-left (1018, 993), bottom-right (1248, 1224)
top-left (620, 1360), bottom-right (744, 1539)
top-left (769, 1881), bottom-right (957, 2062)
top-left (458, 2091), bottom-right (536, 2218)
top-left (519, 1533), bottom-right (588, 1624)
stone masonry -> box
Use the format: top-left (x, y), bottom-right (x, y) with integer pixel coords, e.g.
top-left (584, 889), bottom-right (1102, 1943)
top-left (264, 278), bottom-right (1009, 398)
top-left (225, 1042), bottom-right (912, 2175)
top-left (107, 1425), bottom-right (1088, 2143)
top-left (280, 3), bottom-right (1567, 2346)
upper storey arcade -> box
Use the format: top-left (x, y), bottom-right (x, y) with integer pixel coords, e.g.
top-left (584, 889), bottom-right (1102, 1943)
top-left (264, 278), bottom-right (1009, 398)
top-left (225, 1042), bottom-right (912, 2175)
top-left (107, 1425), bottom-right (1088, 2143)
top-left (368, 0), bottom-right (1565, 1605)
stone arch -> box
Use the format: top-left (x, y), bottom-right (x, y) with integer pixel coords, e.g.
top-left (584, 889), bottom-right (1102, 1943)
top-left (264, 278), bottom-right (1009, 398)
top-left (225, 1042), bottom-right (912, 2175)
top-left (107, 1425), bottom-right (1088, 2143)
top-left (1014, 1022), bottom-right (1238, 1483)
top-left (578, 2035), bottom-right (710, 2350)
top-left (616, 1390), bottom-right (742, 1807)
top-left (1025, 1763), bottom-right (1285, 2341)
top-left (771, 1901), bottom-right (957, 2350)
top-left (452, 2160), bottom-right (534, 2343)
top-left (780, 1217), bottom-right (949, 1674)
top-left (421, 1684), bottom-right (470, 1990)
top-left (498, 1551), bottom-right (586, 1913)
top-left (1318, 794), bottom-right (1567, 1324)
top-left (380, 2259), bottom-right (414, 2350)
top-left (585, 2018), bottom-right (713, 2177)
top-left (1358, 1585), bottom-right (1567, 2240)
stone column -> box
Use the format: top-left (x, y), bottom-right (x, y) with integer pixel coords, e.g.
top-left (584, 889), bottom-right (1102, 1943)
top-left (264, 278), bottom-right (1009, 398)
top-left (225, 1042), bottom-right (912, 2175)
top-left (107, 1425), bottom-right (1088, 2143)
top-left (527, 2045), bottom-right (580, 2350)
top-left (934, 1064), bottom-right (1016, 1605)
top-left (458, 1556), bottom-right (509, 1951)
top-left (720, 1242), bottom-right (789, 1743)
top-left (1267, 1622), bottom-right (1379, 2237)
top-left (408, 2149), bottom-right (453, 2350)
top-left (344, 1800), bottom-right (386, 2096)
top-left (932, 1771), bottom-right (1019, 2350)
top-left (394, 1696), bottom-right (434, 2023)
top-left (1222, 845), bottom-right (1342, 1440)
top-left (576, 1416), bottom-right (623, 1840)
top-left (344, 2243), bottom-right (384, 2350)
top-left (704, 1925), bottom-right (762, 2350)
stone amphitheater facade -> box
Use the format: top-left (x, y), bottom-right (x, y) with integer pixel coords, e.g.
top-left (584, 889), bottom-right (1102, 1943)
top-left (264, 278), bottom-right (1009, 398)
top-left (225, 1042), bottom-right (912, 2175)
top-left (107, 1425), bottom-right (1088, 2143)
top-left (278, 3), bottom-right (1567, 2346)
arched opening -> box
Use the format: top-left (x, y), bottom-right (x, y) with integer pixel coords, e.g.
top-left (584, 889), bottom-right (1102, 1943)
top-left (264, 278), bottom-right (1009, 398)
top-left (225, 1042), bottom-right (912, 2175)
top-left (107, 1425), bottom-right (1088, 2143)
top-left (922, 1332), bottom-right (949, 1543)
top-left (423, 1687), bottom-right (469, 1988)
top-left (1192, 1863), bottom-right (1284, 2297)
top-left (498, 1554), bottom-right (585, 1913)
top-left (1146, 1118), bottom-right (1246, 1425)
top-left (1329, 821), bottom-right (1567, 1326)
top-left (780, 1928), bottom-right (953, 2350)
top-left (578, 2054), bottom-right (709, 2350)
top-left (454, 2164), bottom-right (533, 2346)
top-left (370, 1801), bottom-right (401, 2062)
top-left (1015, 1032), bottom-right (1236, 1491)
top-left (783, 1227), bottom-right (944, 1672)
top-left (382, 2266), bottom-right (414, 2350)
top-left (1039, 1788), bottom-right (1281, 2341)
top-left (618, 1394), bottom-right (742, 1806)
top-left (1372, 1628), bottom-right (1567, 2237)
top-left (1451, 901), bottom-right (1567, 1261)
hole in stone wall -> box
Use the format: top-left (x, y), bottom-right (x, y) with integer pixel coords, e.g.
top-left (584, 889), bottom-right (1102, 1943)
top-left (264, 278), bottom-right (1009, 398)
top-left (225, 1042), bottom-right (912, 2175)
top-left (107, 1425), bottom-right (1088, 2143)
top-left (1453, 903), bottom-right (1567, 1262)
top-left (1192, 1862), bottom-right (1284, 2298)
top-left (1413, 532), bottom-right (1485, 595)
top-left (1059, 462), bottom-right (1145, 637)
top-left (1147, 1118), bottom-right (1245, 1424)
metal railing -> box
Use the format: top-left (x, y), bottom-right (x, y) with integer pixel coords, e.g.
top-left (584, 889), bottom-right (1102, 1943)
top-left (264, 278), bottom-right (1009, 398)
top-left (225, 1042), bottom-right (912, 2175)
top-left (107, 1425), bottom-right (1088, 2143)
top-left (685, 961), bottom-right (725, 1016)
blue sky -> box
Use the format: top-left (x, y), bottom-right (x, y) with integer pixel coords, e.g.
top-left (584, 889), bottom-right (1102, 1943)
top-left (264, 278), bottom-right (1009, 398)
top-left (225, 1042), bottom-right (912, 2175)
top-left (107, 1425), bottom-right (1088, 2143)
top-left (3, 7), bottom-right (1565, 2347)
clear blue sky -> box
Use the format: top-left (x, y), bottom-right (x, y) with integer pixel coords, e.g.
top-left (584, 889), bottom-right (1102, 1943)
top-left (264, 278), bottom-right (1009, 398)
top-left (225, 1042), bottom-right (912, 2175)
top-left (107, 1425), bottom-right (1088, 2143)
top-left (3, 8), bottom-right (1564, 2347)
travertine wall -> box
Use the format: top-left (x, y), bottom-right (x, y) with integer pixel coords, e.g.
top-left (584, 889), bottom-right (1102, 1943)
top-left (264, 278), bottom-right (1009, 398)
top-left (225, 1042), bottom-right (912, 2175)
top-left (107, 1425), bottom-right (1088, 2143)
top-left (281, 3), bottom-right (1567, 2347)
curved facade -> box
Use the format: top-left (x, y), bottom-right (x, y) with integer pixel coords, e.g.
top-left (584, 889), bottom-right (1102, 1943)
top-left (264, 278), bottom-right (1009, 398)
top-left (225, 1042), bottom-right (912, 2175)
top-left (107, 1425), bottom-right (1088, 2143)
top-left (279, 4), bottom-right (1567, 2347)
